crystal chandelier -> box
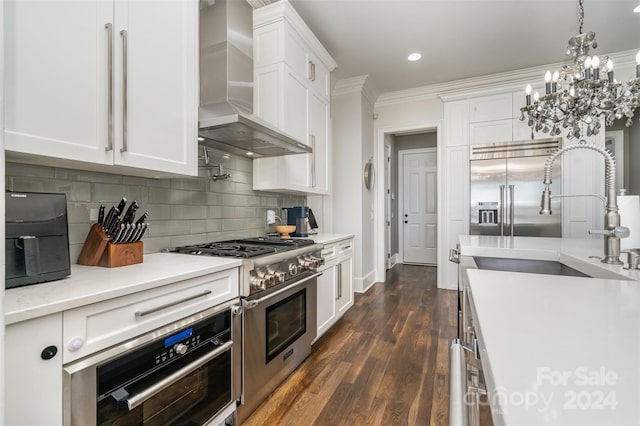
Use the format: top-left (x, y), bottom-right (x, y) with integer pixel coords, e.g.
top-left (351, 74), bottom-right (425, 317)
top-left (520, 0), bottom-right (640, 140)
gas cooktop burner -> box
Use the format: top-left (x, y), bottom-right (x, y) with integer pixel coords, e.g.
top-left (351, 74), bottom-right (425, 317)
top-left (173, 238), bottom-right (316, 258)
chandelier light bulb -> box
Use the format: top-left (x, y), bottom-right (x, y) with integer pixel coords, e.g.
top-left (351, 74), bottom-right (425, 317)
top-left (526, 84), bottom-right (532, 95)
top-left (636, 50), bottom-right (640, 64)
top-left (591, 55), bottom-right (600, 69)
top-left (545, 71), bottom-right (552, 82)
top-left (584, 56), bottom-right (592, 68)
top-left (569, 86), bottom-right (575, 97)
top-left (533, 92), bottom-right (540, 102)
top-left (552, 71), bottom-right (560, 82)
top-left (607, 59), bottom-right (614, 71)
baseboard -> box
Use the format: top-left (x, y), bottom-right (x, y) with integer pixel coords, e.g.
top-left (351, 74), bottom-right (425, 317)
top-left (354, 269), bottom-right (376, 293)
top-left (389, 253), bottom-right (400, 268)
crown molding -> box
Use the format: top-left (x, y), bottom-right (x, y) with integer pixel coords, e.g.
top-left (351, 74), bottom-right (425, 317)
top-left (332, 75), bottom-right (380, 104)
top-left (375, 49), bottom-right (640, 106)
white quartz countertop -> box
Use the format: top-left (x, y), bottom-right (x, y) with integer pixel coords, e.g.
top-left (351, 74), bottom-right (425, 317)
top-left (5, 253), bottom-right (242, 325)
top-left (467, 269), bottom-right (640, 425)
top-left (306, 233), bottom-right (354, 245)
top-left (458, 235), bottom-right (640, 281)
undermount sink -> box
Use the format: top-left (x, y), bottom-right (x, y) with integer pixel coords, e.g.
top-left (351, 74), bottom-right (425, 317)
top-left (473, 256), bottom-right (591, 278)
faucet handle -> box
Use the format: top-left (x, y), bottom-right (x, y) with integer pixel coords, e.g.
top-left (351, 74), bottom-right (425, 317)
top-left (588, 227), bottom-right (630, 239)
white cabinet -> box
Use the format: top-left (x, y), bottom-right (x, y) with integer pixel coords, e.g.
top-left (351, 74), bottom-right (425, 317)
top-left (335, 242), bottom-right (354, 315)
top-left (316, 238), bottom-right (354, 340)
top-left (444, 100), bottom-right (469, 147)
top-left (469, 93), bottom-right (512, 123)
top-left (4, 0), bottom-right (197, 177)
top-left (469, 119), bottom-right (512, 144)
top-left (5, 313), bottom-right (63, 426)
top-left (252, 0), bottom-right (336, 195)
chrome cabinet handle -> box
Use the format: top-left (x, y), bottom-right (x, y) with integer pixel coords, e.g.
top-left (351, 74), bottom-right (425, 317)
top-left (309, 61), bottom-right (316, 81)
top-left (509, 185), bottom-right (515, 237)
top-left (125, 340), bottom-right (233, 410)
top-left (311, 134), bottom-right (316, 187)
top-left (120, 29), bottom-right (128, 153)
top-left (134, 290), bottom-right (212, 317)
top-left (499, 185), bottom-right (505, 237)
top-left (105, 23), bottom-right (113, 152)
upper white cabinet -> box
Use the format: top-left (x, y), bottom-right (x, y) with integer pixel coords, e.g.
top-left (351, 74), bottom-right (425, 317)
top-left (469, 119), bottom-right (512, 144)
top-left (252, 0), bottom-right (337, 195)
top-left (4, 0), bottom-right (198, 177)
top-left (468, 93), bottom-right (512, 123)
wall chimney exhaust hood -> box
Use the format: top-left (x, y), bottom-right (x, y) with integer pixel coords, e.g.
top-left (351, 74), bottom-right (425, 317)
top-left (198, 0), bottom-right (311, 158)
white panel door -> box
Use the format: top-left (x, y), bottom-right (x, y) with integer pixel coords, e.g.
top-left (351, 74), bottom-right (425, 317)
top-left (4, 0), bottom-right (113, 164)
top-left (402, 150), bottom-right (438, 264)
top-left (113, 0), bottom-right (197, 175)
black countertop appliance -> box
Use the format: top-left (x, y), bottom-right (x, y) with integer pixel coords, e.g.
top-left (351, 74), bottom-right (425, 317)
top-left (5, 191), bottom-right (70, 288)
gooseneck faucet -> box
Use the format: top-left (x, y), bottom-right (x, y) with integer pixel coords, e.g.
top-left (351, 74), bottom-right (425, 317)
top-left (540, 141), bottom-right (629, 265)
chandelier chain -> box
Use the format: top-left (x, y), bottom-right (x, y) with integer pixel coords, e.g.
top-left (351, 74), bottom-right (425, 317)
top-left (578, 0), bottom-right (584, 34)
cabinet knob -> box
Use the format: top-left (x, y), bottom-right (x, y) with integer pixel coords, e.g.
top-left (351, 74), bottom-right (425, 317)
top-left (41, 345), bottom-right (58, 360)
top-left (404, 214), bottom-right (408, 217)
top-left (404, 221), bottom-right (408, 224)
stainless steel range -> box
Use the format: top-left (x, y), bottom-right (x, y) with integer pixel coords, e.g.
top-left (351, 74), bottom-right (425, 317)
top-left (173, 237), bottom-right (323, 422)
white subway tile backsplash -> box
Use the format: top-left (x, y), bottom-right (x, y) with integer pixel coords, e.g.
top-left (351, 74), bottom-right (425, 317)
top-left (94, 183), bottom-right (147, 204)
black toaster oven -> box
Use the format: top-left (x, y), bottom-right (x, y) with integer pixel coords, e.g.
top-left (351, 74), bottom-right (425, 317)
top-left (5, 191), bottom-right (70, 289)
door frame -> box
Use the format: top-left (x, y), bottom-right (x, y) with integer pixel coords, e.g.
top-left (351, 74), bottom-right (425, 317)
top-left (374, 121), bottom-right (443, 284)
top-left (398, 147), bottom-right (438, 265)
top-left (384, 142), bottom-right (392, 269)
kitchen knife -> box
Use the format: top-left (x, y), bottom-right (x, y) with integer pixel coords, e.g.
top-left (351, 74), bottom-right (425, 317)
top-left (122, 201), bottom-right (139, 224)
top-left (111, 224), bottom-right (125, 243)
top-left (103, 205), bottom-right (117, 230)
top-left (135, 223), bottom-right (149, 241)
top-left (107, 211), bottom-right (121, 236)
top-left (116, 197), bottom-right (127, 214)
top-left (129, 224), bottom-right (143, 242)
top-left (97, 205), bottom-right (105, 225)
top-left (119, 224), bottom-right (133, 243)
top-left (135, 212), bottom-right (149, 225)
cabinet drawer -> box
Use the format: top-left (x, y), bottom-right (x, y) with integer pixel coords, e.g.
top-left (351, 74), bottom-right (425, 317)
top-left (321, 244), bottom-right (336, 261)
top-left (469, 94), bottom-right (512, 123)
top-left (469, 119), bottom-right (512, 145)
top-left (337, 240), bottom-right (354, 257)
top-left (62, 268), bottom-right (239, 362)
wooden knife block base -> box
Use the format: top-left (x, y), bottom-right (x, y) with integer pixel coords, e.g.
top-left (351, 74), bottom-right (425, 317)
top-left (77, 224), bottom-right (143, 267)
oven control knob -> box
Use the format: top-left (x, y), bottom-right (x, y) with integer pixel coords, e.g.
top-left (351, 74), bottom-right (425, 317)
top-left (263, 273), bottom-right (275, 286)
top-left (174, 343), bottom-right (188, 355)
top-left (274, 271), bottom-right (286, 283)
top-left (289, 263), bottom-right (299, 276)
top-left (250, 277), bottom-right (266, 290)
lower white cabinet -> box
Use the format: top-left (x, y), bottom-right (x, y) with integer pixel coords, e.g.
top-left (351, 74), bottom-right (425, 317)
top-left (5, 313), bottom-right (63, 426)
top-left (316, 238), bottom-right (354, 340)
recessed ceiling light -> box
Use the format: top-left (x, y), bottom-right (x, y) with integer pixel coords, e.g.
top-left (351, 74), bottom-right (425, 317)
top-left (222, 154), bottom-right (231, 159)
top-left (407, 52), bottom-right (422, 62)
top-left (634, 4), bottom-right (640, 12)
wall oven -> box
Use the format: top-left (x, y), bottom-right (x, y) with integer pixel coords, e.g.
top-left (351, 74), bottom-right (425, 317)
top-left (63, 299), bottom-right (242, 426)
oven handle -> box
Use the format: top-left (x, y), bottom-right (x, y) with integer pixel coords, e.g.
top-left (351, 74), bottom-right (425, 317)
top-left (243, 272), bottom-right (322, 309)
top-left (124, 340), bottom-right (233, 410)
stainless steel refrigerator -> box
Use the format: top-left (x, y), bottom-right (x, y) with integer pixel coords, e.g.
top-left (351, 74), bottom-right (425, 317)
top-left (469, 139), bottom-right (562, 237)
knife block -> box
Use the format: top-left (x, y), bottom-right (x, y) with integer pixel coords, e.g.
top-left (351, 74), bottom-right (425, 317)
top-left (77, 224), bottom-right (143, 267)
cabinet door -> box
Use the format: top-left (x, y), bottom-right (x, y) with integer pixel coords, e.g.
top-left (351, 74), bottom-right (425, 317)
top-left (308, 54), bottom-right (330, 99)
top-left (336, 256), bottom-right (354, 315)
top-left (113, 0), bottom-right (197, 175)
top-left (4, 0), bottom-right (113, 165)
top-left (309, 90), bottom-right (330, 194)
top-left (283, 65), bottom-right (309, 143)
top-left (469, 93), bottom-right (512, 123)
top-left (5, 314), bottom-right (63, 426)
top-left (316, 263), bottom-right (337, 339)
top-left (469, 119), bottom-right (512, 145)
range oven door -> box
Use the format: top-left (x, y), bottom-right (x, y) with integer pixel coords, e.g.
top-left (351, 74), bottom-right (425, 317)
top-left (239, 272), bottom-right (319, 421)
top-left (63, 301), bottom-right (241, 426)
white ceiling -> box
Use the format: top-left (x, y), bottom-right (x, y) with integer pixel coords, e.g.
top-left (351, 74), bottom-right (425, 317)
top-left (288, 0), bottom-right (640, 94)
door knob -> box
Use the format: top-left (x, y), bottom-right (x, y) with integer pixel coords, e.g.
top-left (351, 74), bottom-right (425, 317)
top-left (404, 221), bottom-right (408, 224)
top-left (404, 214), bottom-right (408, 217)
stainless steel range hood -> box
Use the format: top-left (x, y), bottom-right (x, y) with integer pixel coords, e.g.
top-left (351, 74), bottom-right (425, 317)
top-left (199, 0), bottom-right (311, 158)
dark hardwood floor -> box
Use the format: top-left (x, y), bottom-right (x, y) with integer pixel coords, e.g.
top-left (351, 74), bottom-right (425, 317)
top-left (243, 264), bottom-right (458, 426)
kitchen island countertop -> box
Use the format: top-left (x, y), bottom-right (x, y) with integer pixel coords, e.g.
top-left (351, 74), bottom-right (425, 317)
top-left (468, 268), bottom-right (640, 425)
top-left (459, 235), bottom-right (640, 424)
top-left (5, 253), bottom-right (242, 325)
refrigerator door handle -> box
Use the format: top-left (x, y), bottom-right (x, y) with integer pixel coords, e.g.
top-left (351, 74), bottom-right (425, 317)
top-left (509, 185), bottom-right (515, 236)
top-left (499, 185), bottom-right (506, 237)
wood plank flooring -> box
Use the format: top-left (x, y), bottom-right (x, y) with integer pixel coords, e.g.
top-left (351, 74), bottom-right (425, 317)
top-left (243, 264), bottom-right (458, 426)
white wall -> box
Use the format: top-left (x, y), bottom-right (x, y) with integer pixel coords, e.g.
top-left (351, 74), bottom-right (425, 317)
top-left (360, 93), bottom-right (375, 288)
